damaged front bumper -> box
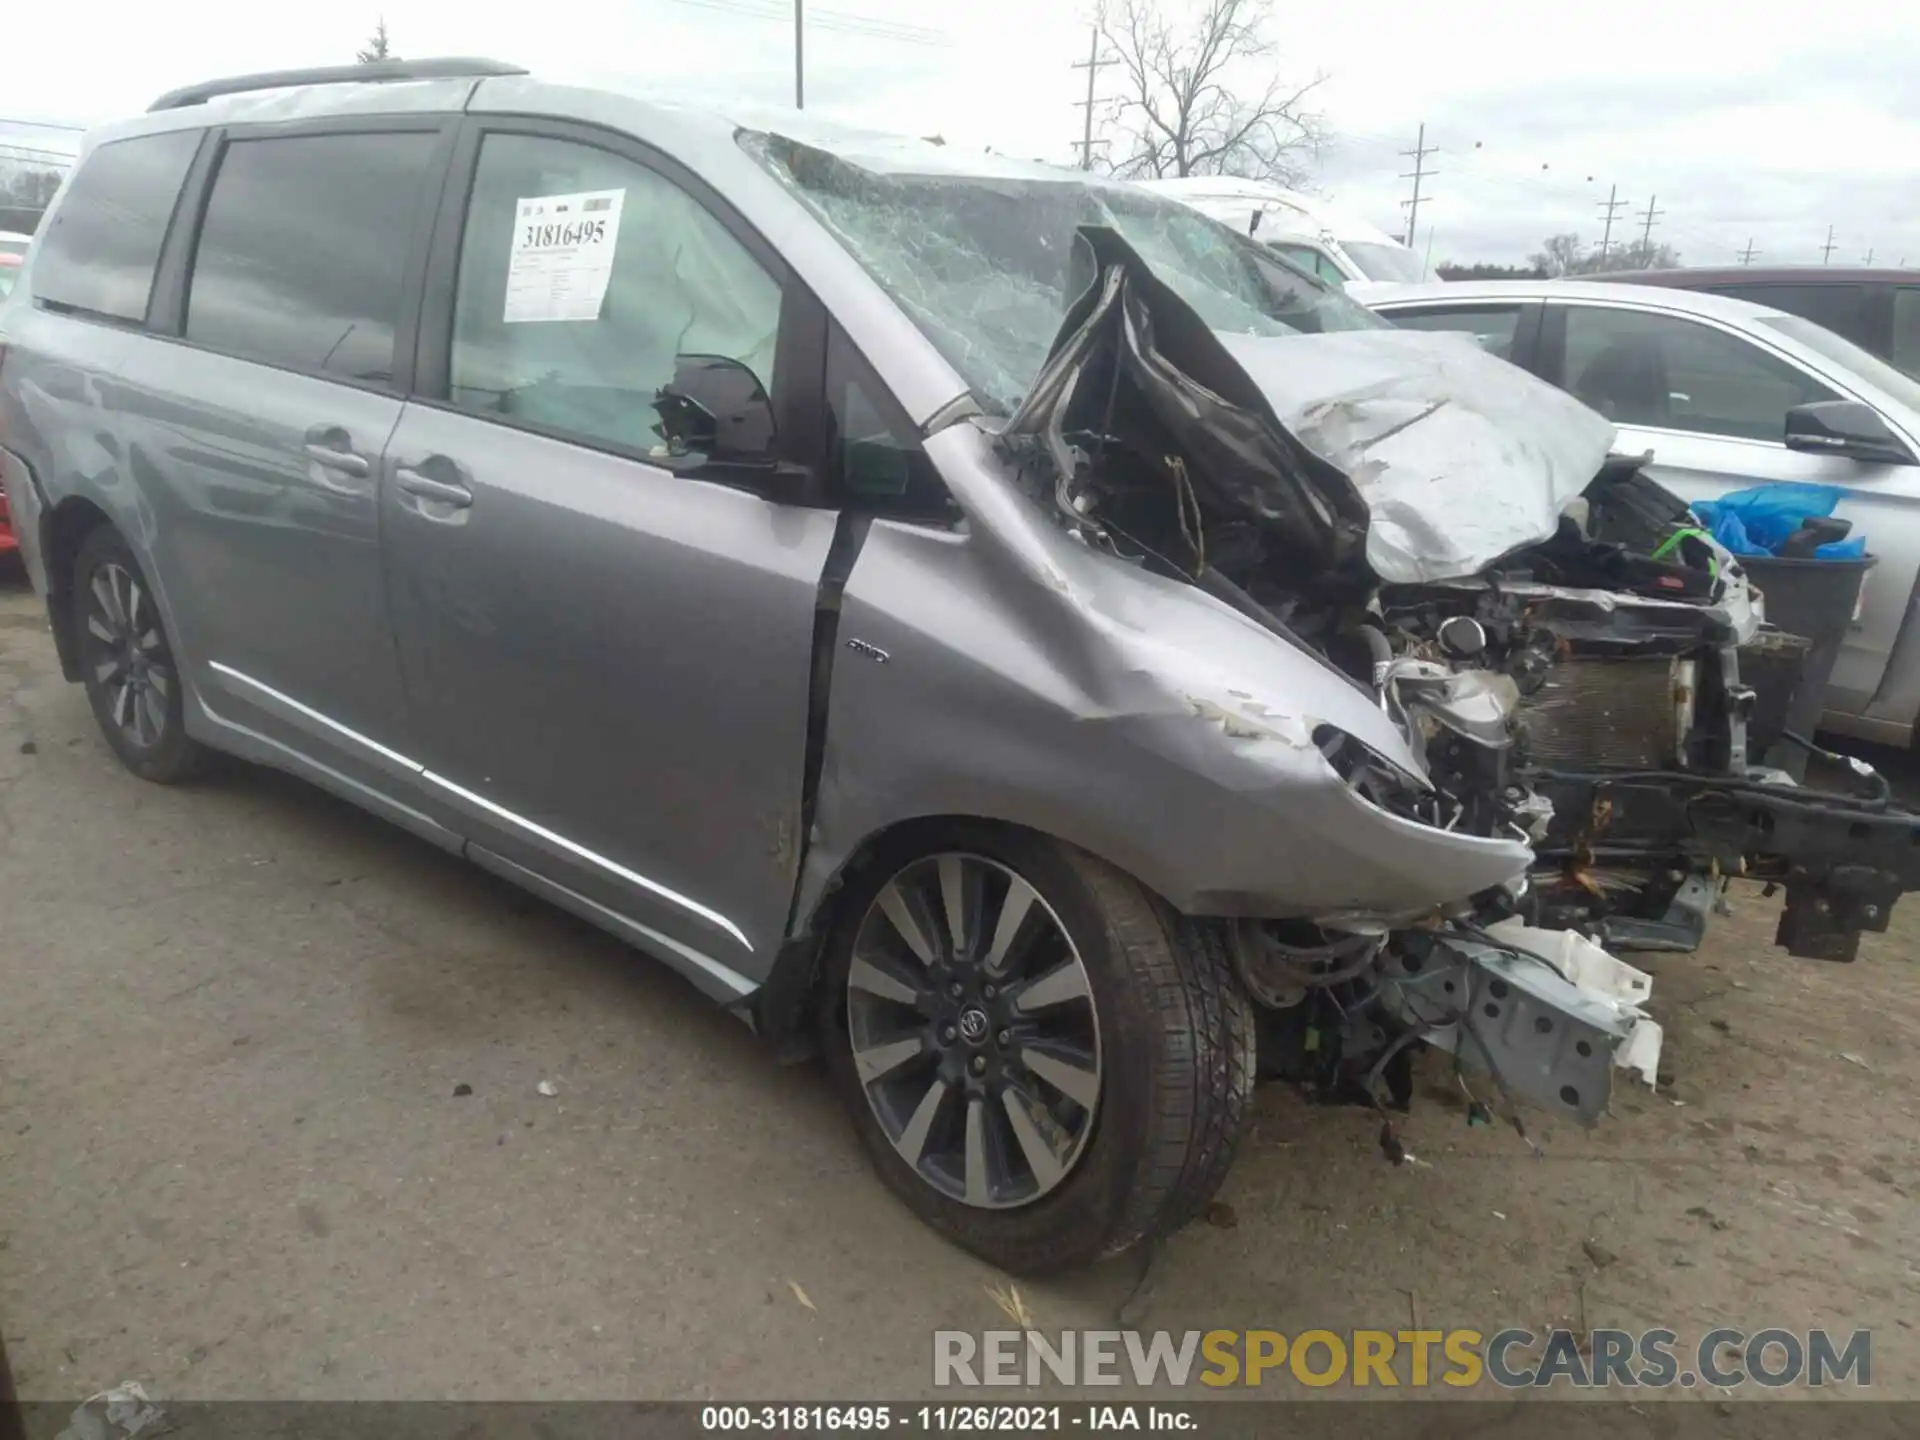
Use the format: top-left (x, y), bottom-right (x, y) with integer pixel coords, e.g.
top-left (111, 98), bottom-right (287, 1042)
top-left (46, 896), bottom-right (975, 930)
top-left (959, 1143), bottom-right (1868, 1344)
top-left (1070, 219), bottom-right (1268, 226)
top-left (1536, 766), bottom-right (1920, 961)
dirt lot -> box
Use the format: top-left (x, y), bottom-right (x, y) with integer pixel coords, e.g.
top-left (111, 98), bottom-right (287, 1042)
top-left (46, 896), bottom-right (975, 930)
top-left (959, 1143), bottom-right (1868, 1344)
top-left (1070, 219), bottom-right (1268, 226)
top-left (1, 561), bottom-right (1916, 1406)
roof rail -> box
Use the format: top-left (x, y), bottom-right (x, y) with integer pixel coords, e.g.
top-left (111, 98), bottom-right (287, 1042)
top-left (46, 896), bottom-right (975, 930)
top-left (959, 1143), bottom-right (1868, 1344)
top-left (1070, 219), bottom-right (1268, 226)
top-left (148, 58), bottom-right (527, 113)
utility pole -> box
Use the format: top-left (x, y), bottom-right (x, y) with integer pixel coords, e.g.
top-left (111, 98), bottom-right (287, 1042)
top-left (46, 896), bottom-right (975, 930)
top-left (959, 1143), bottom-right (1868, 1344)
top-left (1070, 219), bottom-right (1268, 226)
top-left (1863, 247), bottom-right (1875, 264)
top-left (1637, 193), bottom-right (1663, 254)
top-left (1738, 238), bottom-right (1759, 265)
top-left (1398, 123), bottom-right (1438, 247)
top-left (794, 0), bottom-right (804, 108)
top-left (1070, 24), bottom-right (1114, 171)
top-left (1821, 224), bottom-right (1838, 264)
top-left (1596, 184), bottom-right (1629, 263)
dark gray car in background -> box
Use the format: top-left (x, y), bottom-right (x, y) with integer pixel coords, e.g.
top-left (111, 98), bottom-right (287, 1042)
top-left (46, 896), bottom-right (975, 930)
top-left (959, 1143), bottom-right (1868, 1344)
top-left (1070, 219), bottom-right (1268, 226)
top-left (1597, 265), bottom-right (1920, 380)
top-left (5, 59), bottom-right (1919, 1273)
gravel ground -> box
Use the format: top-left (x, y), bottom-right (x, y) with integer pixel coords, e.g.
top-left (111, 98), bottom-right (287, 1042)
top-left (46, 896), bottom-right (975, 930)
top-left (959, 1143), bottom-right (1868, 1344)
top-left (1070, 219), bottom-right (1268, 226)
top-left (1, 562), bottom-right (1915, 1407)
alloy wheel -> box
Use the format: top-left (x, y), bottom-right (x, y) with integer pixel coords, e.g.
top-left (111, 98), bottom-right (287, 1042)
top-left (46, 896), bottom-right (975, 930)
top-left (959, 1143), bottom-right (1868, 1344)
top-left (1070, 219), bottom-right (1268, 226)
top-left (845, 852), bottom-right (1102, 1209)
top-left (83, 561), bottom-right (173, 750)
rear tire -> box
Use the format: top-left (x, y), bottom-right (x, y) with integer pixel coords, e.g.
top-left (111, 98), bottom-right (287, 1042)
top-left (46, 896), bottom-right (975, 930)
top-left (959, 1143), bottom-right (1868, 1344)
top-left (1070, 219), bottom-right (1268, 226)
top-left (820, 823), bottom-right (1255, 1275)
top-left (73, 526), bottom-right (208, 784)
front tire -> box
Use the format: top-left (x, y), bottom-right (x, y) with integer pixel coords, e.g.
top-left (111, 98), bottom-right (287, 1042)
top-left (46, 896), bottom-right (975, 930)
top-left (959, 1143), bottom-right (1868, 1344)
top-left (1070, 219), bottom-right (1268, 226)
top-left (73, 526), bottom-right (208, 784)
top-left (820, 824), bottom-right (1254, 1275)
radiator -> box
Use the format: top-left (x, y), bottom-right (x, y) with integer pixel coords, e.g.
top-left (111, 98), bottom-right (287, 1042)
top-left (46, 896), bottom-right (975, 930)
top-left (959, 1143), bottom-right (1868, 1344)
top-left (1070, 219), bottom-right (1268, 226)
top-left (1517, 655), bottom-right (1685, 769)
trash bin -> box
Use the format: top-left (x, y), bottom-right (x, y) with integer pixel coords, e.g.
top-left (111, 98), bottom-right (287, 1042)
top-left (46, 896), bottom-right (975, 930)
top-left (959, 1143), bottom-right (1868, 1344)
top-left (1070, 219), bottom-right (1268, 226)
top-left (1739, 552), bottom-right (1876, 779)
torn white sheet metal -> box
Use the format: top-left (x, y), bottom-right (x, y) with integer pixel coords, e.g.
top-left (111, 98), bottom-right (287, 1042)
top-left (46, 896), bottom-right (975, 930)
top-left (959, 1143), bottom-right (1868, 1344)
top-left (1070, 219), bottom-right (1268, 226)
top-left (1213, 328), bottom-right (1619, 585)
top-left (1486, 918), bottom-right (1663, 1088)
top-left (1389, 922), bottom-right (1662, 1124)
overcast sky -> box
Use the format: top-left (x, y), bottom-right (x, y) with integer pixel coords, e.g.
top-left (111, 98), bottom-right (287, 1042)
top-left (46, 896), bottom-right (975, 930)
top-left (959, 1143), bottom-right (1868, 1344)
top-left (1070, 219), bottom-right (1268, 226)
top-left (2, 0), bottom-right (1914, 267)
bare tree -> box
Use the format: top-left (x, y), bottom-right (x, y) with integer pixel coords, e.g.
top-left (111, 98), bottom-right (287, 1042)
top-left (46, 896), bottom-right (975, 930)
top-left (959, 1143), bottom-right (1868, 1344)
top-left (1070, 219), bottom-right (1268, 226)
top-left (1098, 0), bottom-right (1325, 184)
top-left (1585, 237), bottom-right (1681, 273)
top-left (357, 17), bottom-right (395, 64)
top-left (1530, 233), bottom-right (1586, 277)
top-left (1530, 232), bottom-right (1681, 276)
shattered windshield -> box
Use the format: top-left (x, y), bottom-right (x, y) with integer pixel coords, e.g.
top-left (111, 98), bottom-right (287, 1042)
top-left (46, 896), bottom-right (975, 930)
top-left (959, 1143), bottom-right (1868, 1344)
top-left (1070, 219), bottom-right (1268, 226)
top-left (742, 132), bottom-right (1383, 415)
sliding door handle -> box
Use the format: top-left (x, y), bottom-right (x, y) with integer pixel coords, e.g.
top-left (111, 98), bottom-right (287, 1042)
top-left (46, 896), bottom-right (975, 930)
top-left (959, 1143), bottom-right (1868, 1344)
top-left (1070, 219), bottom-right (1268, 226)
top-left (394, 468), bottom-right (473, 508)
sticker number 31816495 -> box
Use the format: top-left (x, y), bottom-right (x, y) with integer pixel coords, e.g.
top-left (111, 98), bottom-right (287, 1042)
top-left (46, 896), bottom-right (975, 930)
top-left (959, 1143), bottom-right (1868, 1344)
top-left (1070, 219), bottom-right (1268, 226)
top-left (503, 188), bottom-right (627, 325)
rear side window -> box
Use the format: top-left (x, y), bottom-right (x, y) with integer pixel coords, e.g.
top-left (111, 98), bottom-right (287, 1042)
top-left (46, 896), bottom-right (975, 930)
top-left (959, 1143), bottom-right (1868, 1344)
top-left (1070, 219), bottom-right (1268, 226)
top-left (185, 130), bottom-right (440, 384)
top-left (1387, 304), bottom-right (1525, 361)
top-left (33, 129), bottom-right (199, 322)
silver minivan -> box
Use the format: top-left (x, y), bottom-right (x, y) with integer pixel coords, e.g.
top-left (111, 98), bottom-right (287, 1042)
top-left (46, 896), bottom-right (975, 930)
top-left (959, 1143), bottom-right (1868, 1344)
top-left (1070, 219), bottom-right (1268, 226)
top-left (5, 60), bottom-right (1916, 1273)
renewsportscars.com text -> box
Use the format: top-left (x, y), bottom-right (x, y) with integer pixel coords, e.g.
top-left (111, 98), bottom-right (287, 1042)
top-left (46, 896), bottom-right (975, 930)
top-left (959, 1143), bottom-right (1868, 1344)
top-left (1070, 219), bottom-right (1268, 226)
top-left (933, 1327), bottom-right (1871, 1390)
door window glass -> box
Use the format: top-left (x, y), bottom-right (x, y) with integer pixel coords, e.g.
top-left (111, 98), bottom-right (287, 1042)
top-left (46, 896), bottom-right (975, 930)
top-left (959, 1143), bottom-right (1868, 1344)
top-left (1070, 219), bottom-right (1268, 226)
top-left (449, 132), bottom-right (782, 462)
top-left (826, 326), bottom-right (956, 521)
top-left (1385, 305), bottom-right (1525, 361)
top-left (33, 129), bottom-right (200, 322)
top-left (1273, 242), bottom-right (1345, 285)
top-left (185, 131), bottom-right (439, 384)
top-left (1561, 305), bottom-right (1836, 440)
top-left (1892, 289), bottom-right (1920, 379)
top-left (1709, 283), bottom-right (1875, 351)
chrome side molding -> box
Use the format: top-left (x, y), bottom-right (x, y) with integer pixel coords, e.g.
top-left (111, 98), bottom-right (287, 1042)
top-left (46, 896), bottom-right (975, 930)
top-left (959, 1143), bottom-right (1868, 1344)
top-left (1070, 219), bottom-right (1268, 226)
top-left (206, 660), bottom-right (753, 953)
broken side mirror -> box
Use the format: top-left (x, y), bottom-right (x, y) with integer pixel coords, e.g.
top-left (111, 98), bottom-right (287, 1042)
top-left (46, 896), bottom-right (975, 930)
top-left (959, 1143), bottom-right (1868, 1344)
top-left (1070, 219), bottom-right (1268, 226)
top-left (653, 354), bottom-right (776, 464)
top-left (652, 353), bottom-right (812, 503)
top-left (1784, 400), bottom-right (1915, 467)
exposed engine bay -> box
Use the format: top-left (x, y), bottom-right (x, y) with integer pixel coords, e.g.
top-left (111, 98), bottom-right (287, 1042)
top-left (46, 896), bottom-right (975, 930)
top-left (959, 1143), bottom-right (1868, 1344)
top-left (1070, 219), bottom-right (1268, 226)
top-left (997, 225), bottom-right (1920, 1131)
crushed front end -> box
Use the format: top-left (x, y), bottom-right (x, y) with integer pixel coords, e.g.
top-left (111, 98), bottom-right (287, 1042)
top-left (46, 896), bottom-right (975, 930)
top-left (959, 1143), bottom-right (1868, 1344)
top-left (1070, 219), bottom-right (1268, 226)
top-left (994, 224), bottom-right (1920, 1126)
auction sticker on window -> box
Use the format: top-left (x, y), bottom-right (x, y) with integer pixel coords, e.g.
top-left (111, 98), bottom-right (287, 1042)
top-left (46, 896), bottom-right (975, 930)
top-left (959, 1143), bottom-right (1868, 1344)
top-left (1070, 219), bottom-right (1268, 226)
top-left (504, 189), bottom-right (625, 323)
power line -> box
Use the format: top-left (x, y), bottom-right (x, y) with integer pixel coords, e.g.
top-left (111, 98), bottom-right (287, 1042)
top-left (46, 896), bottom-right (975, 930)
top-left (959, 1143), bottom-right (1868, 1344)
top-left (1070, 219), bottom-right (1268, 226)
top-left (667, 0), bottom-right (949, 46)
top-left (1594, 185), bottom-right (1630, 261)
top-left (1397, 122), bottom-right (1437, 248)
top-left (1070, 23), bottom-right (1115, 172)
top-left (0, 116), bottom-right (85, 132)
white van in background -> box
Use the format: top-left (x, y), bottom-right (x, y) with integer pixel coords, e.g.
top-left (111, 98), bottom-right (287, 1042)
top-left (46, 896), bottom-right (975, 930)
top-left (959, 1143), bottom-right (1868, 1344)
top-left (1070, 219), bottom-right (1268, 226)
top-left (1137, 176), bottom-right (1436, 286)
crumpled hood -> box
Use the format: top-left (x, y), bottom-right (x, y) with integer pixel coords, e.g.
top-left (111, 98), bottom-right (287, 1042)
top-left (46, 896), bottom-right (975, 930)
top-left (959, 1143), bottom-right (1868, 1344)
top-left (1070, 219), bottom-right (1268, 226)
top-left (1213, 328), bottom-right (1618, 584)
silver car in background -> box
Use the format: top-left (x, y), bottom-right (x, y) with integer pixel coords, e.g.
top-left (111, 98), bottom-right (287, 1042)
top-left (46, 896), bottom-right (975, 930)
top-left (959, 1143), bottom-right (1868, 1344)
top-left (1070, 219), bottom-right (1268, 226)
top-left (1365, 279), bottom-right (1920, 747)
top-left (5, 61), bottom-right (1919, 1272)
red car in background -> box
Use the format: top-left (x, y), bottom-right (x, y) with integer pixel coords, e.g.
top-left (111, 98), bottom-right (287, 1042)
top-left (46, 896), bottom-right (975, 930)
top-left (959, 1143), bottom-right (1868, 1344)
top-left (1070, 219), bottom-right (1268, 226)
top-left (0, 230), bottom-right (26, 553)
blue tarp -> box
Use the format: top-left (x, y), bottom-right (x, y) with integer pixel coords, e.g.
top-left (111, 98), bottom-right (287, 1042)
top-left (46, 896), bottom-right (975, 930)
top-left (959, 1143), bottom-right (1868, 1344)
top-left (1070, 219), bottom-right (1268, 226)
top-left (1691, 483), bottom-right (1868, 560)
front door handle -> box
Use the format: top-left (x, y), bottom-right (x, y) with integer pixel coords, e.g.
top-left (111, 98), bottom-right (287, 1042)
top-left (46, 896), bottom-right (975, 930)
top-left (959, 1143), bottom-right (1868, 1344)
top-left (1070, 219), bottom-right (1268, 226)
top-left (395, 467), bottom-right (473, 509)
top-left (304, 443), bottom-right (371, 477)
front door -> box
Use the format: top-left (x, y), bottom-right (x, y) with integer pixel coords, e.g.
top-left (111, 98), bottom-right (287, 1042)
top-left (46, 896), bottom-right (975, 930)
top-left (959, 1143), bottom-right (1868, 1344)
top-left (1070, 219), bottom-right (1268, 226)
top-left (1545, 300), bottom-right (1920, 713)
top-left (115, 121), bottom-right (449, 779)
top-left (383, 122), bottom-right (838, 989)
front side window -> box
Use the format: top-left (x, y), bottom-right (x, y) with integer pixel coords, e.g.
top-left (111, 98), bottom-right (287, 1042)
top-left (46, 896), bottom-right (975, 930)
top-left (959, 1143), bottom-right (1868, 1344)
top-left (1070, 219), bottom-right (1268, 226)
top-left (1892, 288), bottom-right (1920, 379)
top-left (450, 132), bottom-right (782, 462)
top-left (1711, 283), bottom-right (1875, 351)
top-left (826, 325), bottom-right (956, 521)
top-left (1385, 304), bottom-right (1525, 362)
top-left (185, 130), bottom-right (439, 384)
top-left (33, 129), bottom-right (199, 322)
top-left (1560, 305), bottom-right (1836, 441)
top-left (1759, 312), bottom-right (1920, 415)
